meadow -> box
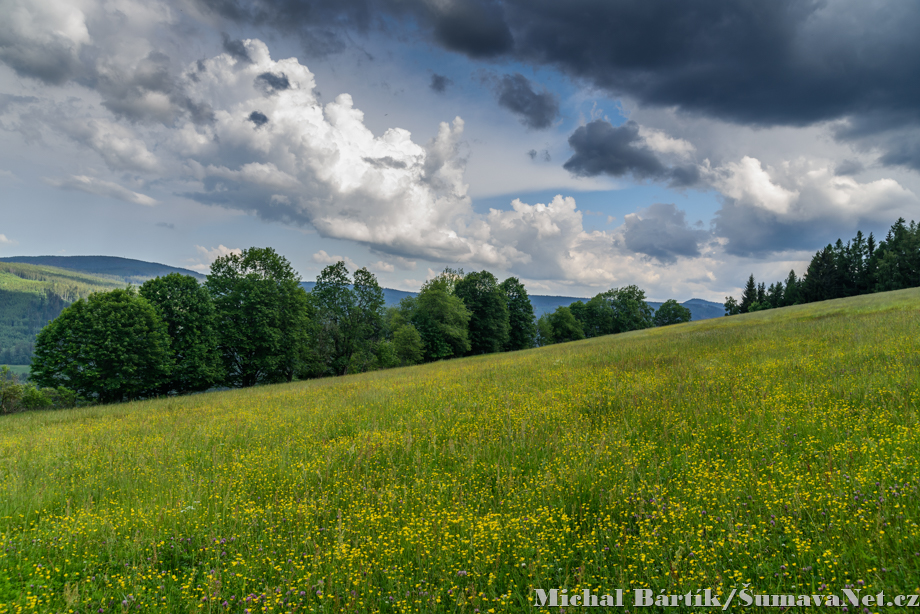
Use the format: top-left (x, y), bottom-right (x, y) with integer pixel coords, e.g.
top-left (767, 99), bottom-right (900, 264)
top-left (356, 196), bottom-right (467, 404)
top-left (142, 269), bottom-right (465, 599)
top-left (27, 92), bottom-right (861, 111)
top-left (1, 288), bottom-right (919, 613)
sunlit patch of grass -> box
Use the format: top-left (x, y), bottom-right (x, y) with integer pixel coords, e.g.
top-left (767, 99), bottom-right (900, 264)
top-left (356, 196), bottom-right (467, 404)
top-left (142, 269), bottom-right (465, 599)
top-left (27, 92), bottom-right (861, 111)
top-left (1, 288), bottom-right (919, 613)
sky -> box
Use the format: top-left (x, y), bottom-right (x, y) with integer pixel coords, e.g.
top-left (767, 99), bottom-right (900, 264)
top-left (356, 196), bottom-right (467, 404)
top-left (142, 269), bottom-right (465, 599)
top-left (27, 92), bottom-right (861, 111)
top-left (1, 0), bottom-right (919, 301)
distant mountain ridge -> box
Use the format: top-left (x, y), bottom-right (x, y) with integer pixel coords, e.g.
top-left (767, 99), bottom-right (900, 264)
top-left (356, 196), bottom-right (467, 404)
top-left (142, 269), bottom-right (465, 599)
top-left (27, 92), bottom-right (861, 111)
top-left (300, 282), bottom-right (723, 320)
top-left (0, 256), bottom-right (206, 283)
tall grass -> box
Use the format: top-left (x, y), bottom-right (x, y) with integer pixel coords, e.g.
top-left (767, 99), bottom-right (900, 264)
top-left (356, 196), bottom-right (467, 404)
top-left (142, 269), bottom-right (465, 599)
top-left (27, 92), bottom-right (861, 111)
top-left (1, 289), bottom-right (919, 613)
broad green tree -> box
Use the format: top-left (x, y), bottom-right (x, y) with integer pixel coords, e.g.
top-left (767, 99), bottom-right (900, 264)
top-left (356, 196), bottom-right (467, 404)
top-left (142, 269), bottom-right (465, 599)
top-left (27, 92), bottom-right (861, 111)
top-left (546, 306), bottom-right (585, 343)
top-left (311, 261), bottom-right (356, 376)
top-left (454, 270), bottom-right (509, 355)
top-left (536, 313), bottom-right (555, 345)
top-left (596, 285), bottom-right (655, 333)
top-left (401, 276), bottom-right (471, 361)
top-left (500, 277), bottom-right (537, 351)
top-left (654, 299), bottom-right (691, 326)
top-left (139, 273), bottom-right (224, 394)
top-left (206, 247), bottom-right (310, 387)
top-left (393, 324), bottom-right (424, 365)
top-left (723, 296), bottom-right (741, 316)
top-left (31, 288), bottom-right (173, 403)
top-left (351, 267), bottom-right (386, 369)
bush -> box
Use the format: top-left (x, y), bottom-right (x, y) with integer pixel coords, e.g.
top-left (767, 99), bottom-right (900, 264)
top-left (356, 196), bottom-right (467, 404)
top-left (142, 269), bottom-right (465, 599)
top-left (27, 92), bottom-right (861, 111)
top-left (0, 366), bottom-right (83, 413)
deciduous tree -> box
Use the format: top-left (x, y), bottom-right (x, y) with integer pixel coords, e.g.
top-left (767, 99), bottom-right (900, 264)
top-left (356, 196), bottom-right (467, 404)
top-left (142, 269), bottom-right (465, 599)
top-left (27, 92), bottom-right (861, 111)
top-left (500, 277), bottom-right (536, 351)
top-left (31, 288), bottom-right (172, 403)
top-left (140, 273), bottom-right (224, 394)
top-left (454, 270), bottom-right (509, 355)
top-left (654, 299), bottom-right (691, 326)
top-left (206, 247), bottom-right (310, 387)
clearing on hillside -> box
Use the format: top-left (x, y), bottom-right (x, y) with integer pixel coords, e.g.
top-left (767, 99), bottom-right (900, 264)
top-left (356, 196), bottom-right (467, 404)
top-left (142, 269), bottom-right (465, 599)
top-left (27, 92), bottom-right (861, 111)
top-left (1, 289), bottom-right (918, 612)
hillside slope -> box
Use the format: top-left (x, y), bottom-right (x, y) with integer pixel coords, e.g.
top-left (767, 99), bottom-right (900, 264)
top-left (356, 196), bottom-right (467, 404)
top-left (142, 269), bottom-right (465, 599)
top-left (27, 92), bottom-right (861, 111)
top-left (0, 262), bottom-right (125, 364)
top-left (0, 255), bottom-right (206, 283)
top-left (1, 288), bottom-right (918, 611)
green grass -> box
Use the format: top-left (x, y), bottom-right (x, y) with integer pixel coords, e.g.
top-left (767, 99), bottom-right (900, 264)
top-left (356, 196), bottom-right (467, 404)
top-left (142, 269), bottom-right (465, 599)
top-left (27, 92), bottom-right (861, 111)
top-left (0, 289), bottom-right (919, 613)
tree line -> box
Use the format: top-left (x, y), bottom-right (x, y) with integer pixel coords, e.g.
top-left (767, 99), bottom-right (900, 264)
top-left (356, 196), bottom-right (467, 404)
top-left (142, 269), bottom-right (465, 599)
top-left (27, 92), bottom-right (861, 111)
top-left (22, 247), bottom-right (691, 407)
top-left (724, 217), bottom-right (920, 315)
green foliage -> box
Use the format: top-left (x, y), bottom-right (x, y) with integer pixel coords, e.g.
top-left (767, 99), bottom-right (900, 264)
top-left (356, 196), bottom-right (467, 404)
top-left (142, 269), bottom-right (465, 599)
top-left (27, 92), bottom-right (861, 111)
top-left (723, 296), bottom-right (741, 316)
top-left (311, 262), bottom-right (356, 376)
top-left (595, 285), bottom-right (655, 333)
top-left (739, 274), bottom-right (758, 313)
top-left (30, 288), bottom-right (173, 403)
top-left (783, 270), bottom-right (800, 306)
top-left (874, 218), bottom-right (920, 291)
top-left (726, 218), bottom-right (919, 312)
top-left (535, 312), bottom-right (555, 345)
top-left (402, 277), bottom-right (471, 361)
top-left (544, 305), bottom-right (585, 343)
top-left (392, 324), bottom-right (424, 365)
top-left (140, 274), bottom-right (224, 394)
top-left (500, 277), bottom-right (536, 351)
top-left (351, 267), bottom-right (386, 358)
top-left (206, 247), bottom-right (310, 387)
top-left (373, 340), bottom-right (401, 370)
top-left (454, 270), bottom-right (509, 355)
top-left (653, 299), bottom-right (692, 326)
top-left (0, 367), bottom-right (78, 414)
top-left (309, 263), bottom-right (387, 375)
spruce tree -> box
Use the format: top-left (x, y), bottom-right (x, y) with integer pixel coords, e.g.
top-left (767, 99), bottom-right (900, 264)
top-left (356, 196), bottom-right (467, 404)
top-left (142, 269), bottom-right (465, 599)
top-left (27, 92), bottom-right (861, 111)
top-left (739, 274), bottom-right (758, 313)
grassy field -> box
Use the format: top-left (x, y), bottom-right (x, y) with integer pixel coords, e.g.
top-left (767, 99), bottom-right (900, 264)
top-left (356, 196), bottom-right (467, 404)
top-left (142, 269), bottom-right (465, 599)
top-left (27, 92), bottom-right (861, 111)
top-left (1, 289), bottom-right (918, 613)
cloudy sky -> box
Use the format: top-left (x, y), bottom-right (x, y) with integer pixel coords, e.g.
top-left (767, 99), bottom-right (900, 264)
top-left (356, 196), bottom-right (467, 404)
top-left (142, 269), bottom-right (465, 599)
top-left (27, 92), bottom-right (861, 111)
top-left (2, 0), bottom-right (919, 300)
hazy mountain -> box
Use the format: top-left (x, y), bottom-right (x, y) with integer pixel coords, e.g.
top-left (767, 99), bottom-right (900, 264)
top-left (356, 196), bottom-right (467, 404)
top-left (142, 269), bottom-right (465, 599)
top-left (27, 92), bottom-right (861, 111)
top-left (300, 282), bottom-right (723, 321)
top-left (0, 256), bottom-right (206, 283)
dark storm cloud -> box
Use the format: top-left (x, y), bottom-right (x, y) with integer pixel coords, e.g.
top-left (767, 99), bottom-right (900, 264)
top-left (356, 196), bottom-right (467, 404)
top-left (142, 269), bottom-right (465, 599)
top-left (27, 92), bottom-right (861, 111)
top-left (255, 72), bottom-right (291, 93)
top-left (834, 159), bottom-right (864, 176)
top-left (565, 121), bottom-right (664, 177)
top-left (193, 0), bottom-right (513, 59)
top-left (879, 143), bottom-right (920, 172)
top-left (622, 203), bottom-right (707, 263)
top-left (194, 0), bottom-right (920, 165)
top-left (248, 110), bottom-right (269, 126)
top-left (494, 73), bottom-right (558, 130)
top-left (221, 33), bottom-right (252, 63)
top-left (431, 0), bottom-right (513, 58)
top-left (713, 199), bottom-right (824, 257)
top-left (430, 74), bottom-right (452, 93)
top-left (563, 120), bottom-right (698, 186)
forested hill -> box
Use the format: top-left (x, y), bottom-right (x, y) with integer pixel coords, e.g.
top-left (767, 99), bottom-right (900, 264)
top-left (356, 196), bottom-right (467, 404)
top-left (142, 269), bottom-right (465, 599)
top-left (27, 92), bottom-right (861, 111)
top-left (0, 262), bottom-right (125, 364)
top-left (0, 256), bottom-right (206, 284)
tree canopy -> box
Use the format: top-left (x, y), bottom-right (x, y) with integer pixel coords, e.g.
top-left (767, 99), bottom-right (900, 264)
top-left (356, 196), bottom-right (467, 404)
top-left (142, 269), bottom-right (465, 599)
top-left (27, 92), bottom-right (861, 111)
top-left (205, 247), bottom-right (310, 387)
top-left (500, 276), bottom-right (537, 351)
top-left (30, 288), bottom-right (172, 403)
top-left (454, 270), bottom-right (509, 355)
top-left (654, 299), bottom-right (691, 326)
top-left (139, 273), bottom-right (223, 395)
